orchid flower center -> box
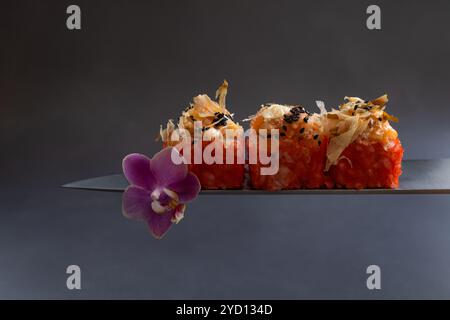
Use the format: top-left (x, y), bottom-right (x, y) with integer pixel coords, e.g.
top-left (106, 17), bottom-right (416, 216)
top-left (150, 188), bottom-right (180, 214)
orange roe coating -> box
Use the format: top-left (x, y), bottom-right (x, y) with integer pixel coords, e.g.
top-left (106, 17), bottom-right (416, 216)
top-left (188, 141), bottom-right (244, 189)
top-left (328, 138), bottom-right (403, 189)
top-left (163, 140), bottom-right (245, 189)
top-left (249, 136), bottom-right (331, 190)
top-left (248, 104), bottom-right (330, 190)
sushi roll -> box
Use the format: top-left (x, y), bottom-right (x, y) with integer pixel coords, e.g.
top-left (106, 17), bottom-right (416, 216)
top-left (323, 95), bottom-right (403, 189)
top-left (160, 81), bottom-right (245, 189)
top-left (248, 103), bottom-right (330, 190)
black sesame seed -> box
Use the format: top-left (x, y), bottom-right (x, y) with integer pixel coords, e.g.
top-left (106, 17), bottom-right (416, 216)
top-left (290, 106), bottom-right (306, 114)
top-left (300, 128), bottom-right (305, 134)
top-left (214, 118), bottom-right (227, 127)
top-left (313, 134), bottom-right (319, 140)
top-left (318, 140), bottom-right (322, 146)
top-left (354, 105), bottom-right (358, 110)
top-left (378, 117), bottom-right (382, 121)
top-left (303, 117), bottom-right (309, 123)
top-left (282, 125), bottom-right (287, 131)
top-left (283, 114), bottom-right (299, 123)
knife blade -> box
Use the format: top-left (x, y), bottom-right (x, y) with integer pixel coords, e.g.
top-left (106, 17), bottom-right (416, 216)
top-left (62, 159), bottom-right (450, 194)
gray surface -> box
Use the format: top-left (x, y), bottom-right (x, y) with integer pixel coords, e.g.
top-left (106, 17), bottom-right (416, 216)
top-left (2, 0), bottom-right (450, 299)
top-left (63, 159), bottom-right (450, 194)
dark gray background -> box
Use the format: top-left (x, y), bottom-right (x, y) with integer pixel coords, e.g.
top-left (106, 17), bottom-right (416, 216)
top-left (2, 0), bottom-right (450, 299)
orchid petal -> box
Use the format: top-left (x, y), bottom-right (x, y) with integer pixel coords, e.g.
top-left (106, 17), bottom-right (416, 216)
top-left (168, 172), bottom-right (201, 203)
top-left (122, 186), bottom-right (151, 221)
top-left (150, 147), bottom-right (188, 187)
top-left (122, 153), bottom-right (156, 190)
top-left (147, 210), bottom-right (174, 239)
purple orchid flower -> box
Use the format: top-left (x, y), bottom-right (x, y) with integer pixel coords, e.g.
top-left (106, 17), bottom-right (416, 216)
top-left (122, 147), bottom-right (201, 239)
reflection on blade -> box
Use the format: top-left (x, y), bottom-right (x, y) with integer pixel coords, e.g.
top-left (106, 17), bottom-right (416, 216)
top-left (62, 159), bottom-right (450, 194)
top-left (63, 174), bottom-right (128, 192)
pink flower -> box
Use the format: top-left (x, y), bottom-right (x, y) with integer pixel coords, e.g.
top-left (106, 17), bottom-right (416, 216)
top-left (122, 147), bottom-right (201, 239)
